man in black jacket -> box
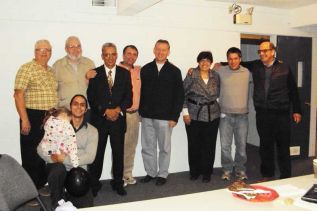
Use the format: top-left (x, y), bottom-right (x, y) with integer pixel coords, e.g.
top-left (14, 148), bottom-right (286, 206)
top-left (87, 42), bottom-right (132, 196)
top-left (139, 39), bottom-right (184, 186)
top-left (241, 41), bottom-right (301, 180)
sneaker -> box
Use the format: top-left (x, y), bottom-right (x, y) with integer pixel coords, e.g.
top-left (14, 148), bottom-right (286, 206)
top-left (27, 199), bottom-right (39, 207)
top-left (38, 186), bottom-right (50, 197)
top-left (221, 171), bottom-right (231, 181)
top-left (123, 177), bottom-right (137, 187)
top-left (236, 171), bottom-right (248, 180)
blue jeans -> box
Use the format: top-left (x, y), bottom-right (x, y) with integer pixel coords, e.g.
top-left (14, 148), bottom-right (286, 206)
top-left (219, 113), bottom-right (248, 172)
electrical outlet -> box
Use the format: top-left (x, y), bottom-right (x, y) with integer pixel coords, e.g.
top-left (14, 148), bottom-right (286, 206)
top-left (290, 146), bottom-right (300, 156)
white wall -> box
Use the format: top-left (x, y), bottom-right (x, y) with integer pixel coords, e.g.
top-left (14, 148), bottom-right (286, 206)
top-left (1, 0), bottom-right (316, 179)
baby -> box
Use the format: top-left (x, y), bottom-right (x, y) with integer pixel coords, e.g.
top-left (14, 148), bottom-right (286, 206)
top-left (39, 107), bottom-right (79, 167)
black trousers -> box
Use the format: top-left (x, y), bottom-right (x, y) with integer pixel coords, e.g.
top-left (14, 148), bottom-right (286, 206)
top-left (185, 118), bottom-right (219, 177)
top-left (47, 163), bottom-right (93, 209)
top-left (20, 109), bottom-right (47, 189)
top-left (256, 110), bottom-right (291, 179)
top-left (89, 116), bottom-right (125, 189)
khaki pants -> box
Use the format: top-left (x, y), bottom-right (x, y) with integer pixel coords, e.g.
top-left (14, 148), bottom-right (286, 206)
top-left (123, 112), bottom-right (140, 179)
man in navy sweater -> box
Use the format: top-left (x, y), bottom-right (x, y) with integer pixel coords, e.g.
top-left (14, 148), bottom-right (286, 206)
top-left (139, 39), bottom-right (184, 186)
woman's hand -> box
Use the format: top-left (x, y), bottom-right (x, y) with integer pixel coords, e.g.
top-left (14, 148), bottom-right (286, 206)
top-left (183, 115), bottom-right (191, 125)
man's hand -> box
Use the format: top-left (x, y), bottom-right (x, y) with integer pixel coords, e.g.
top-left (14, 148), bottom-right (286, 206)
top-left (187, 68), bottom-right (194, 76)
top-left (104, 107), bottom-right (121, 121)
top-left (168, 120), bottom-right (177, 128)
top-left (213, 63), bottom-right (221, 70)
top-left (293, 113), bottom-right (302, 123)
top-left (183, 115), bottom-right (191, 125)
top-left (85, 69), bottom-right (97, 80)
top-left (21, 119), bottom-right (31, 135)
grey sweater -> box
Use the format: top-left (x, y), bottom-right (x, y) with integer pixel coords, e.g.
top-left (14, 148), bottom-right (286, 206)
top-left (37, 122), bottom-right (98, 171)
top-left (217, 65), bottom-right (251, 114)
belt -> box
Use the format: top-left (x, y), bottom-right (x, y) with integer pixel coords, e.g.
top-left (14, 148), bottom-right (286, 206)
top-left (188, 99), bottom-right (215, 121)
top-left (188, 99), bottom-right (215, 106)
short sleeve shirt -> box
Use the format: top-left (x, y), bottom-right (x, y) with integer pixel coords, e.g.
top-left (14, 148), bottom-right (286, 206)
top-left (14, 60), bottom-right (58, 110)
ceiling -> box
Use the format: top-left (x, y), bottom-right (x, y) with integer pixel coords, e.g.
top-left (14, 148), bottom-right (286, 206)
top-left (205, 0), bottom-right (317, 9)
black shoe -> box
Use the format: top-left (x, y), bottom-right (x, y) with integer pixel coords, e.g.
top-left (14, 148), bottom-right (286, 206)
top-left (190, 175), bottom-right (199, 181)
top-left (110, 180), bottom-right (116, 190)
top-left (115, 186), bottom-right (127, 196)
top-left (140, 175), bottom-right (155, 183)
top-left (110, 180), bottom-right (127, 196)
top-left (202, 175), bottom-right (210, 183)
top-left (155, 177), bottom-right (167, 186)
top-left (92, 181), bottom-right (102, 197)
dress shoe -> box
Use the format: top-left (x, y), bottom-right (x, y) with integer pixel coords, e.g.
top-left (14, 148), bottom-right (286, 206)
top-left (202, 175), bottom-right (211, 183)
top-left (110, 180), bottom-right (127, 196)
top-left (190, 175), bottom-right (199, 181)
top-left (115, 186), bottom-right (127, 196)
top-left (110, 180), bottom-right (116, 190)
top-left (155, 177), bottom-right (167, 186)
top-left (92, 181), bottom-right (102, 197)
top-left (38, 185), bottom-right (51, 197)
top-left (140, 175), bottom-right (155, 183)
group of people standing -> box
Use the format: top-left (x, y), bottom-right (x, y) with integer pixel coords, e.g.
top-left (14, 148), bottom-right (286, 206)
top-left (13, 36), bottom-right (301, 209)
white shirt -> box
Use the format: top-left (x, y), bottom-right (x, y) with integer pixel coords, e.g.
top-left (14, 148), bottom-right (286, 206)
top-left (104, 65), bottom-right (116, 84)
top-left (156, 62), bottom-right (164, 72)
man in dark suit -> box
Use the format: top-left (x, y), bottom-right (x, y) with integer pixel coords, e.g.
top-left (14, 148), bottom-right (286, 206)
top-left (87, 42), bottom-right (132, 196)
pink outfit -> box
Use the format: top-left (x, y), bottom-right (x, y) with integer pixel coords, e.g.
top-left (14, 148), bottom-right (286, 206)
top-left (40, 116), bottom-right (79, 167)
top-left (119, 63), bottom-right (141, 111)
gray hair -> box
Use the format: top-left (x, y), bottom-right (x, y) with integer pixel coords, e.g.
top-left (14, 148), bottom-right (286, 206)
top-left (102, 42), bottom-right (117, 52)
top-left (65, 36), bottom-right (81, 48)
top-left (34, 39), bottom-right (52, 50)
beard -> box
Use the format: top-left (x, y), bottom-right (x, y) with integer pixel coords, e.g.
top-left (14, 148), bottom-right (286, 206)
top-left (67, 53), bottom-right (81, 62)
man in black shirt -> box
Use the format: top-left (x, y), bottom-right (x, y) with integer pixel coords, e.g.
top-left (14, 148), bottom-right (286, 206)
top-left (139, 39), bottom-right (184, 186)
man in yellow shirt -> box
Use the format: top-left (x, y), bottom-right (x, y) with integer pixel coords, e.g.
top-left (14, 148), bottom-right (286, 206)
top-left (14, 39), bottom-right (57, 206)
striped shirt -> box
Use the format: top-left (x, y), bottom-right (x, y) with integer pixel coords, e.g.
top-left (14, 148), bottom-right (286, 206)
top-left (14, 60), bottom-right (58, 110)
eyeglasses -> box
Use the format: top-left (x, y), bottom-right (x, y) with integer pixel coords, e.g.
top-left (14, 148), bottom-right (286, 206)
top-left (67, 45), bottom-right (81, 49)
top-left (103, 53), bottom-right (117, 58)
top-left (257, 49), bottom-right (273, 54)
top-left (36, 48), bottom-right (51, 53)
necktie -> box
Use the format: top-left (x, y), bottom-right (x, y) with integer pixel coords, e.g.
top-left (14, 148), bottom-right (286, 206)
top-left (108, 70), bottom-right (113, 93)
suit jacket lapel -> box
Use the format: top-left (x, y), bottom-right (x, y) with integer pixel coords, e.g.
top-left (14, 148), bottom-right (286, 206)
top-left (111, 65), bottom-right (124, 93)
top-left (193, 69), bottom-right (214, 99)
top-left (98, 65), bottom-right (111, 93)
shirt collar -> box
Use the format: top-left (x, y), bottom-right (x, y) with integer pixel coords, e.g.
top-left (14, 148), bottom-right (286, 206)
top-left (71, 119), bottom-right (88, 132)
top-left (120, 61), bottom-right (134, 70)
top-left (264, 59), bottom-right (275, 67)
top-left (104, 65), bottom-right (116, 74)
